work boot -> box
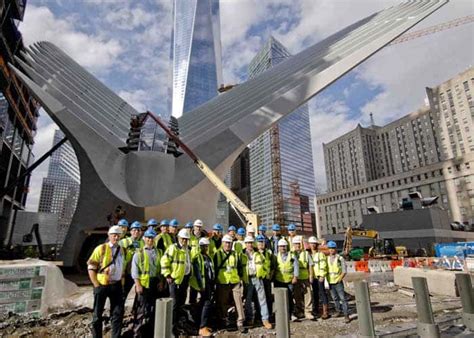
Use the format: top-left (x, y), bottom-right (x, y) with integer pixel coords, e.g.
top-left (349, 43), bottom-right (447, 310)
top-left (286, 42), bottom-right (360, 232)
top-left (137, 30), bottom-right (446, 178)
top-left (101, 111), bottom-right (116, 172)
top-left (262, 320), bottom-right (272, 329)
top-left (345, 315), bottom-right (351, 323)
top-left (321, 304), bottom-right (330, 320)
top-left (238, 325), bottom-right (248, 334)
top-left (199, 327), bottom-right (212, 336)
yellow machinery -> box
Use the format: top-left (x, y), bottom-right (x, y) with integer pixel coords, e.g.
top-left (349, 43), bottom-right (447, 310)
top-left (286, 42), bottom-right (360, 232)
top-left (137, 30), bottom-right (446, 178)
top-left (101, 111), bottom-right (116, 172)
top-left (343, 227), bottom-right (407, 259)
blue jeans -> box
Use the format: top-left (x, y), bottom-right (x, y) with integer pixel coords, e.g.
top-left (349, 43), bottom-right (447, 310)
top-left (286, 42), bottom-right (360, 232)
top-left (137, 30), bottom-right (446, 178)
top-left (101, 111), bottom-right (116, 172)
top-left (245, 277), bottom-right (269, 321)
top-left (329, 282), bottom-right (348, 316)
top-left (312, 278), bottom-right (329, 314)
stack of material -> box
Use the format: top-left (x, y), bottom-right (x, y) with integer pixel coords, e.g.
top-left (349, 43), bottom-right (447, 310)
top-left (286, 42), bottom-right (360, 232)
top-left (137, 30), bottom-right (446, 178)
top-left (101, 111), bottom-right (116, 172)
top-left (0, 259), bottom-right (78, 317)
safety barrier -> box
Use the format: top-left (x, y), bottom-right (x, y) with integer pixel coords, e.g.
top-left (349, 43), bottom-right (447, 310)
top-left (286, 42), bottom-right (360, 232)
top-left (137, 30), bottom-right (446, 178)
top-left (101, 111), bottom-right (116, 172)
top-left (380, 260), bottom-right (393, 272)
top-left (355, 261), bottom-right (369, 272)
top-left (346, 260), bottom-right (357, 273)
top-left (368, 260), bottom-right (382, 273)
top-left (390, 260), bottom-right (403, 270)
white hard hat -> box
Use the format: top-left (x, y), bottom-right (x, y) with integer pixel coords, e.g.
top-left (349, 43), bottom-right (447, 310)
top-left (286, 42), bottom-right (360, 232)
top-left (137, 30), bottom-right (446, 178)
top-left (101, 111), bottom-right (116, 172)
top-left (108, 225), bottom-right (122, 235)
top-left (278, 239), bottom-right (288, 246)
top-left (246, 226), bottom-right (255, 233)
top-left (178, 228), bottom-right (190, 239)
top-left (308, 236), bottom-right (318, 244)
top-left (199, 237), bottom-right (210, 246)
top-left (222, 235), bottom-right (233, 243)
top-left (244, 236), bottom-right (254, 243)
top-left (193, 219), bottom-right (203, 227)
top-left (292, 236), bottom-right (302, 244)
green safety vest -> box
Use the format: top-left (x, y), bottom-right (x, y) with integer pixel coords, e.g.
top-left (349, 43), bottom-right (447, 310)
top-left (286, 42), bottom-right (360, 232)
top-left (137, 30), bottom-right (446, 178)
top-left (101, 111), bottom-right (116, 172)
top-left (275, 252), bottom-right (295, 284)
top-left (119, 237), bottom-right (144, 267)
top-left (214, 248), bottom-right (240, 284)
top-left (327, 255), bottom-right (343, 284)
top-left (208, 236), bottom-right (221, 258)
top-left (297, 250), bottom-right (310, 280)
top-left (312, 251), bottom-right (328, 278)
top-left (233, 240), bottom-right (243, 254)
top-left (155, 233), bottom-right (173, 250)
top-left (160, 243), bottom-right (191, 285)
top-left (189, 234), bottom-right (203, 258)
top-left (136, 247), bottom-right (162, 289)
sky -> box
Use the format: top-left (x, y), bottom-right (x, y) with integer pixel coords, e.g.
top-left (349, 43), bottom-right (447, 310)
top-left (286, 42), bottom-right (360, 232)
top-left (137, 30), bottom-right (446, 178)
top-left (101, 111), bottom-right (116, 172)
top-left (18, 0), bottom-right (474, 211)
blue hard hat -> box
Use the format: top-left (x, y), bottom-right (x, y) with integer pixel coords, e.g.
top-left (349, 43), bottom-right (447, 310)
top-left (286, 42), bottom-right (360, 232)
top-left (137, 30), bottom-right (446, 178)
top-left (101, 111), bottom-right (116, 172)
top-left (327, 241), bottom-right (337, 248)
top-left (272, 224), bottom-right (281, 231)
top-left (228, 225), bottom-right (237, 232)
top-left (147, 218), bottom-right (158, 226)
top-left (144, 228), bottom-right (157, 238)
top-left (130, 221), bottom-right (142, 229)
top-left (169, 219), bottom-right (179, 227)
top-left (256, 234), bottom-right (266, 242)
top-left (213, 223), bottom-right (223, 231)
top-left (160, 219), bottom-right (170, 226)
top-left (258, 225), bottom-right (267, 232)
top-left (185, 222), bottom-right (193, 229)
top-left (117, 219), bottom-right (129, 227)
top-left (288, 224), bottom-right (296, 231)
top-left (237, 228), bottom-right (246, 236)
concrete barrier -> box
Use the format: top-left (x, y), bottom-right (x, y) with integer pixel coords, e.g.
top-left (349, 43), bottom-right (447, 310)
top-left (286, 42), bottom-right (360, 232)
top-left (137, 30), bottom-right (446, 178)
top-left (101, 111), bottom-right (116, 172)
top-left (380, 261), bottom-right (393, 272)
top-left (394, 267), bottom-right (474, 297)
top-left (346, 261), bottom-right (356, 273)
top-left (368, 260), bottom-right (382, 273)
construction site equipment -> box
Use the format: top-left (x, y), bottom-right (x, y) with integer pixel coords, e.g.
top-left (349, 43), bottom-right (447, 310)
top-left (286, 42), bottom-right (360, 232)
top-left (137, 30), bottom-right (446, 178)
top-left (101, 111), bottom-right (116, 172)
top-left (146, 111), bottom-right (260, 229)
top-left (342, 227), bottom-right (407, 259)
top-left (22, 223), bottom-right (44, 259)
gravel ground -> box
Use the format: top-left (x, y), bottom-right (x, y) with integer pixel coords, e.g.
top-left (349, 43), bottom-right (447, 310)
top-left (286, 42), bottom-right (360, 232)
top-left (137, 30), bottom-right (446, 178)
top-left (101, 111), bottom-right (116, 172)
top-left (0, 284), bottom-right (467, 337)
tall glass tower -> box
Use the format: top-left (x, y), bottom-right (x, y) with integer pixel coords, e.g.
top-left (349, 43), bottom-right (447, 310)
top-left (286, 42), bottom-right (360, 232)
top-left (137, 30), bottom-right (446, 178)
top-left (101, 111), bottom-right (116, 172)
top-left (248, 37), bottom-right (316, 233)
top-left (170, 0), bottom-right (223, 118)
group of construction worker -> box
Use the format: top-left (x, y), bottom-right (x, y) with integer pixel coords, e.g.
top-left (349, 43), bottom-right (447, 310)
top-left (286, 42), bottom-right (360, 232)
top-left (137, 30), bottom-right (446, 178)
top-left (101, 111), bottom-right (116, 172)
top-left (87, 219), bottom-right (350, 338)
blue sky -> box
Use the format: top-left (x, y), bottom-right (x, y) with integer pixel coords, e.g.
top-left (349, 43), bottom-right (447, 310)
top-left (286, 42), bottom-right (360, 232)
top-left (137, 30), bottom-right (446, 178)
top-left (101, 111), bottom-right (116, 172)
top-left (19, 0), bottom-right (474, 210)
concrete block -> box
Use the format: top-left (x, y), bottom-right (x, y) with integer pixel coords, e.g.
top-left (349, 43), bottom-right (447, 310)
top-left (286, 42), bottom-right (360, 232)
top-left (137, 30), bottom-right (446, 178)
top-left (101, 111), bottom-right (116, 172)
top-left (394, 267), bottom-right (474, 297)
top-left (346, 261), bottom-right (356, 273)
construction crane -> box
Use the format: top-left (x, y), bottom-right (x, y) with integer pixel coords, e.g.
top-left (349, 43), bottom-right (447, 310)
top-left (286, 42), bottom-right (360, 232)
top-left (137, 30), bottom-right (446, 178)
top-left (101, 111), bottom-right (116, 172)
top-left (389, 15), bottom-right (474, 45)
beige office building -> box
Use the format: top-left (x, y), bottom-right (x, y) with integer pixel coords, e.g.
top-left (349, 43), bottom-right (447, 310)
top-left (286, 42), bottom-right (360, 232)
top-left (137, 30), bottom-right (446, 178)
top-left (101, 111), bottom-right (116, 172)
top-left (316, 67), bottom-right (474, 236)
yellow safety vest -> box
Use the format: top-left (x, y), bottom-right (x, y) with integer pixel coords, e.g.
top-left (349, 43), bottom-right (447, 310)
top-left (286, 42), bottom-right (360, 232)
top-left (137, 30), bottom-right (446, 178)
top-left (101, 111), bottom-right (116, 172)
top-left (160, 243), bottom-right (191, 285)
top-left (297, 250), bottom-right (310, 280)
top-left (275, 252), bottom-right (294, 284)
top-left (233, 240), bottom-right (243, 254)
top-left (119, 237), bottom-right (144, 267)
top-left (136, 247), bottom-right (162, 289)
top-left (327, 255), bottom-right (343, 284)
top-left (312, 251), bottom-right (328, 278)
top-left (155, 233), bottom-right (173, 250)
top-left (208, 236), bottom-right (221, 258)
top-left (214, 249), bottom-right (240, 284)
top-left (87, 243), bottom-right (124, 286)
top-left (189, 253), bottom-right (214, 290)
top-left (189, 234), bottom-right (204, 258)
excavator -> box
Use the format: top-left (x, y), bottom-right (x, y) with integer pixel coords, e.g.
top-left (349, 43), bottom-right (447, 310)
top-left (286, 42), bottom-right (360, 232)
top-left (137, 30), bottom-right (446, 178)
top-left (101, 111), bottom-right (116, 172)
top-left (342, 226), bottom-right (407, 260)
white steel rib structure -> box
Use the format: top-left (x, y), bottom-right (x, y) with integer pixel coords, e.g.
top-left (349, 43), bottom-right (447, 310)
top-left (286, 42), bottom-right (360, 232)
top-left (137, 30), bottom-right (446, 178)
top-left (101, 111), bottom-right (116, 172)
top-left (10, 0), bottom-right (447, 266)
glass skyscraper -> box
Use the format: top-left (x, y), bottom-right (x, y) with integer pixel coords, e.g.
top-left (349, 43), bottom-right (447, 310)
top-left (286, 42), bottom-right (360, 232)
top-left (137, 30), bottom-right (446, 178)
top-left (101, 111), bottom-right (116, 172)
top-left (38, 129), bottom-right (80, 247)
top-left (248, 37), bottom-right (316, 233)
top-left (170, 0), bottom-right (222, 118)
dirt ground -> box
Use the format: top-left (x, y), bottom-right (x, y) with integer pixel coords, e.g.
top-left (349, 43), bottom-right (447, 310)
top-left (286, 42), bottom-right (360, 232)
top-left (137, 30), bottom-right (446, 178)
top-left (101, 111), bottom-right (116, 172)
top-left (0, 284), bottom-right (465, 337)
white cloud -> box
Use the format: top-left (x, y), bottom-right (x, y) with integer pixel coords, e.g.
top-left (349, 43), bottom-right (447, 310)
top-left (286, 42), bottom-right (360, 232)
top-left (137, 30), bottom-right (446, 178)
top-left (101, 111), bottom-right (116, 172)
top-left (118, 89), bottom-right (150, 112)
top-left (21, 6), bottom-right (123, 72)
top-left (105, 7), bottom-right (155, 30)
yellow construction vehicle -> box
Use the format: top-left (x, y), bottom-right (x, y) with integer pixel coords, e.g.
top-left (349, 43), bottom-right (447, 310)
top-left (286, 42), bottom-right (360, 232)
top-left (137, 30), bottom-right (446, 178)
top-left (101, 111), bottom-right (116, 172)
top-left (343, 226), bottom-right (407, 260)
top-left (148, 112), bottom-right (260, 228)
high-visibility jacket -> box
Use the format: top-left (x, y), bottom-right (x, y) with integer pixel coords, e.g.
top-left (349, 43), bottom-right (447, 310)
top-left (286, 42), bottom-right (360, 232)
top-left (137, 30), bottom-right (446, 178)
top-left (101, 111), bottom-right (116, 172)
top-left (155, 233), bottom-right (173, 251)
top-left (312, 251), bottom-right (328, 278)
top-left (189, 233), bottom-right (204, 258)
top-left (327, 254), bottom-right (344, 284)
top-left (275, 252), bottom-right (295, 284)
top-left (214, 248), bottom-right (240, 284)
top-left (241, 250), bottom-right (267, 283)
top-left (261, 249), bottom-right (274, 280)
top-left (161, 243), bottom-right (191, 285)
top-left (135, 247), bottom-right (163, 289)
top-left (233, 240), bottom-right (243, 254)
top-left (87, 243), bottom-right (125, 286)
top-left (208, 236), bottom-right (221, 258)
top-left (189, 253), bottom-right (214, 290)
top-left (119, 237), bottom-right (144, 268)
top-left (297, 250), bottom-right (310, 280)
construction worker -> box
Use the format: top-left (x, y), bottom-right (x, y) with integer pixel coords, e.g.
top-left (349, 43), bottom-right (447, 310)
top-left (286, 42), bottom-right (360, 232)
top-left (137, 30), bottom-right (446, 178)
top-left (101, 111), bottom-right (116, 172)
top-left (117, 219), bottom-right (129, 239)
top-left (184, 221), bottom-right (193, 237)
top-left (131, 228), bottom-right (164, 337)
top-left (246, 226), bottom-right (256, 239)
top-left (242, 236), bottom-right (272, 329)
top-left (87, 225), bottom-right (125, 338)
top-left (292, 237), bottom-right (314, 320)
top-left (168, 219), bottom-right (179, 243)
top-left (326, 241), bottom-right (351, 323)
top-left (233, 227), bottom-right (245, 254)
top-left (258, 225), bottom-right (272, 250)
top-left (270, 224), bottom-right (284, 254)
top-left (119, 221), bottom-right (144, 304)
top-left (161, 229), bottom-right (193, 334)
top-left (309, 236), bottom-right (330, 320)
top-left (274, 238), bottom-right (299, 321)
top-left (190, 219), bottom-right (205, 258)
top-left (209, 223), bottom-right (223, 258)
top-left (227, 225), bottom-right (237, 239)
top-left (155, 219), bottom-right (173, 251)
top-left (287, 224), bottom-right (297, 251)
top-left (147, 218), bottom-right (158, 232)
top-left (256, 234), bottom-right (275, 320)
top-left (189, 237), bottom-right (215, 336)
top-left (214, 234), bottom-right (246, 333)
